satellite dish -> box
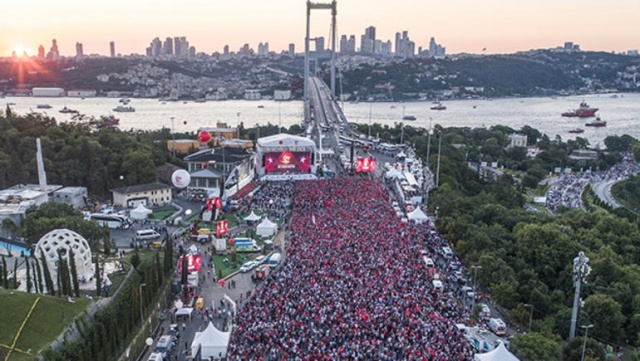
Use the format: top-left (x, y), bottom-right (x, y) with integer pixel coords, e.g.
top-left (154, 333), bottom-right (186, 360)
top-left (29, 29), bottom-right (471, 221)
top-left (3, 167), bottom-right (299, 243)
top-left (171, 169), bottom-right (191, 189)
top-left (145, 337), bottom-right (153, 346)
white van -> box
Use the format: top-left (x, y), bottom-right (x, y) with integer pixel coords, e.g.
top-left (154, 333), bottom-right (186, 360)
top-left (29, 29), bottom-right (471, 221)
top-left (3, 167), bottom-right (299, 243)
top-left (154, 335), bottom-right (173, 357)
top-left (147, 352), bottom-right (163, 361)
top-left (441, 246), bottom-right (453, 259)
top-left (488, 318), bottom-right (506, 336)
top-left (268, 253), bottom-right (282, 268)
top-left (432, 279), bottom-right (443, 291)
top-left (478, 303), bottom-right (491, 320)
top-left (423, 256), bottom-right (435, 268)
top-left (136, 229), bottom-right (161, 241)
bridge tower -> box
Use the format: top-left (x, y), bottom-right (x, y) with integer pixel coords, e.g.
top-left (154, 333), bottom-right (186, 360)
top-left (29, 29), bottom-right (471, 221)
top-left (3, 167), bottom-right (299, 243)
top-left (304, 0), bottom-right (337, 121)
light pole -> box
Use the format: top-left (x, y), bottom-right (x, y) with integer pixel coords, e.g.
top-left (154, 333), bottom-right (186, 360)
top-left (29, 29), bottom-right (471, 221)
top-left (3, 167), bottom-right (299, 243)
top-left (435, 131), bottom-right (442, 188)
top-left (524, 304), bottom-right (534, 333)
top-left (470, 265), bottom-right (482, 320)
top-left (368, 103), bottom-right (372, 139)
top-left (400, 123), bottom-right (405, 145)
top-left (236, 112), bottom-right (241, 139)
top-left (139, 283), bottom-right (147, 326)
top-left (255, 123), bottom-right (260, 141)
top-left (580, 324), bottom-right (594, 361)
top-left (570, 251), bottom-right (591, 339)
top-left (170, 117), bottom-right (175, 158)
top-left (278, 94), bottom-right (284, 133)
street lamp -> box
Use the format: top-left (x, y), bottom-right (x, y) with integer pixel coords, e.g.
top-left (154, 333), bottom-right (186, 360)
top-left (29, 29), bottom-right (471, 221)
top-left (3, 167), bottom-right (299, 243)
top-left (255, 123), bottom-right (260, 141)
top-left (580, 324), bottom-right (594, 361)
top-left (278, 94), bottom-right (284, 133)
top-left (236, 112), bottom-right (241, 139)
top-left (139, 283), bottom-right (147, 325)
top-left (368, 103), bottom-right (372, 139)
top-left (170, 117), bottom-right (175, 158)
top-left (524, 304), bottom-right (534, 333)
top-left (435, 131), bottom-right (442, 188)
top-left (470, 265), bottom-right (482, 320)
top-left (570, 251), bottom-right (591, 339)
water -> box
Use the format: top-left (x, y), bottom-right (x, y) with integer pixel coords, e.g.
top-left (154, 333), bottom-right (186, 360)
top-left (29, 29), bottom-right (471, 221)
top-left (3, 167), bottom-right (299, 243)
top-left (5, 93), bottom-right (639, 147)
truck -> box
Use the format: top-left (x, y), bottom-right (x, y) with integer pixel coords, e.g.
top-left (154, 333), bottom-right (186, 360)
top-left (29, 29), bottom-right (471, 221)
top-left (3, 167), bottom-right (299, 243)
top-left (234, 237), bottom-right (261, 253)
top-left (268, 253), bottom-right (282, 268)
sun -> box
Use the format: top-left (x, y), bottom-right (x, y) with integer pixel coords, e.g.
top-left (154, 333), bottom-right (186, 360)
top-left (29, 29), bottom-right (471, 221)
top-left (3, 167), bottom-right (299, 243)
top-left (12, 46), bottom-right (34, 57)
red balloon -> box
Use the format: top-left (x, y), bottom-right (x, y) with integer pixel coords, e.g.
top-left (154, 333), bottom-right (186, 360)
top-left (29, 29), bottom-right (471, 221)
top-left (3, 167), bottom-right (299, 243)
top-left (218, 279), bottom-right (225, 287)
top-left (198, 130), bottom-right (211, 143)
top-left (183, 120), bottom-right (187, 125)
top-left (228, 238), bottom-right (234, 245)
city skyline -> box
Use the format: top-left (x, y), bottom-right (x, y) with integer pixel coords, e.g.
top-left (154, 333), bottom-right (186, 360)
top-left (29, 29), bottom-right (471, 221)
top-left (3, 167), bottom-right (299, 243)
top-left (2, 0), bottom-right (639, 57)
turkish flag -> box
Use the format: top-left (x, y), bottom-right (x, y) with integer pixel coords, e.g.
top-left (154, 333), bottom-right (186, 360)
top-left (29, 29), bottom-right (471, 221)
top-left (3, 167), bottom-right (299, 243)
top-left (214, 197), bottom-right (222, 210)
top-left (216, 220), bottom-right (228, 237)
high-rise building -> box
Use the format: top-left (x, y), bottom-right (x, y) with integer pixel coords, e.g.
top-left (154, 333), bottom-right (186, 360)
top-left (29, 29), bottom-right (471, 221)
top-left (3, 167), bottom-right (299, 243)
top-left (75, 42), bottom-right (84, 58)
top-left (189, 46), bottom-right (196, 57)
top-left (288, 43), bottom-right (295, 55)
top-left (164, 37), bottom-right (173, 56)
top-left (174, 37), bottom-right (182, 56)
top-left (109, 41), bottom-right (115, 57)
top-left (395, 32), bottom-right (401, 55)
top-left (38, 45), bottom-right (45, 58)
top-left (223, 45), bottom-right (229, 56)
top-left (340, 35), bottom-right (348, 54)
top-left (426, 37), bottom-right (446, 58)
top-left (361, 26), bottom-right (376, 54)
top-left (150, 37), bottom-right (162, 57)
top-left (348, 36), bottom-right (356, 54)
top-left (47, 39), bottom-right (60, 61)
top-left (395, 31), bottom-right (415, 58)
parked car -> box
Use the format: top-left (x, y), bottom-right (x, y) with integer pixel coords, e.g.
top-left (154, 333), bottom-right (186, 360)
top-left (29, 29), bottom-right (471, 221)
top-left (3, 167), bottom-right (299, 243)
top-left (240, 261), bottom-right (257, 273)
top-left (254, 255), bottom-right (267, 265)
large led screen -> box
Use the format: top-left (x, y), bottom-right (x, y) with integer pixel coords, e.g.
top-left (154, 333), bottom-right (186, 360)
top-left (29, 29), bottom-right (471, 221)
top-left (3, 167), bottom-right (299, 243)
top-left (264, 152), bottom-right (312, 173)
top-left (355, 157), bottom-right (376, 173)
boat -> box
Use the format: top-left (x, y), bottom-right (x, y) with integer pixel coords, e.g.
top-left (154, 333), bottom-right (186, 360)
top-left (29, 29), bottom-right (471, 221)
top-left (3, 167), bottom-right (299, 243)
top-left (59, 106), bottom-right (79, 114)
top-left (561, 101), bottom-right (598, 117)
top-left (568, 128), bottom-right (585, 134)
top-left (402, 115), bottom-right (417, 121)
top-left (585, 117), bottom-right (606, 127)
top-left (431, 102), bottom-right (447, 110)
top-left (194, 99), bottom-right (206, 103)
top-left (112, 105), bottom-right (135, 112)
top-left (119, 98), bottom-right (130, 104)
top-left (257, 105), bottom-right (265, 108)
top-left (101, 115), bottom-right (120, 126)
top-left (37, 104), bottom-right (52, 109)
top-left (390, 105), bottom-right (397, 109)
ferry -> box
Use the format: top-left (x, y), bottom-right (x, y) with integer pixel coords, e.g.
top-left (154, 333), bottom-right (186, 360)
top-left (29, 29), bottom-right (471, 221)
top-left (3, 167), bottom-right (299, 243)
top-left (568, 128), bottom-right (585, 134)
top-left (37, 104), bottom-right (52, 109)
top-left (402, 115), bottom-right (417, 121)
top-left (113, 105), bottom-right (135, 112)
top-left (431, 102), bottom-right (447, 111)
top-left (59, 106), bottom-right (79, 114)
top-left (585, 117), bottom-right (606, 127)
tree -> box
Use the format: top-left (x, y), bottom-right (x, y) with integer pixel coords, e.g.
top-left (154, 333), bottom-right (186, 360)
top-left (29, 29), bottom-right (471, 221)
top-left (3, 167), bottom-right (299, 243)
top-left (583, 293), bottom-right (626, 343)
top-left (25, 255), bottom-right (32, 292)
top-left (563, 336), bottom-right (605, 361)
top-left (130, 249), bottom-right (140, 269)
top-left (510, 332), bottom-right (562, 361)
top-left (69, 248), bottom-right (80, 297)
top-left (95, 256), bottom-right (101, 297)
top-left (40, 250), bottom-right (55, 295)
top-left (34, 257), bottom-right (43, 294)
top-left (12, 258), bottom-right (18, 289)
top-left (1, 256), bottom-right (7, 288)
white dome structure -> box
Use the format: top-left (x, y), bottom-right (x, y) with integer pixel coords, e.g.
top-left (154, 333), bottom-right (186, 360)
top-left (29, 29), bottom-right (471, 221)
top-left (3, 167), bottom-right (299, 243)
top-left (34, 229), bottom-right (94, 285)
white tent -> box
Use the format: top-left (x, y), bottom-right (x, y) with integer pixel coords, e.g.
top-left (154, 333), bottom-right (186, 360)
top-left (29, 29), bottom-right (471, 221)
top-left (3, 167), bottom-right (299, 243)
top-left (474, 342), bottom-right (519, 361)
top-left (408, 208), bottom-right (429, 222)
top-left (130, 204), bottom-right (152, 220)
top-left (244, 211), bottom-right (261, 222)
top-left (385, 168), bottom-right (404, 179)
top-left (256, 218), bottom-right (277, 238)
top-left (190, 321), bottom-right (231, 359)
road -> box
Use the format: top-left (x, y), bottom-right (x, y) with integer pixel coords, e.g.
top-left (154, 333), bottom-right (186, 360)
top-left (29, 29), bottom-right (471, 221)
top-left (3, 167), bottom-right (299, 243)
top-left (592, 179), bottom-right (622, 209)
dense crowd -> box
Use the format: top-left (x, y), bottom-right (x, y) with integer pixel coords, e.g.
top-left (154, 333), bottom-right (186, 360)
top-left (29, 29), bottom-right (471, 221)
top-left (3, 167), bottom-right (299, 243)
top-left (241, 181), bottom-right (295, 221)
top-left (228, 178), bottom-right (474, 360)
top-left (547, 155), bottom-right (640, 212)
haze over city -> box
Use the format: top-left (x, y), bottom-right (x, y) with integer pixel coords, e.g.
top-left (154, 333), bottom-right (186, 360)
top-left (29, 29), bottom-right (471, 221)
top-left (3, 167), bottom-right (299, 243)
top-left (3, 0), bottom-right (639, 57)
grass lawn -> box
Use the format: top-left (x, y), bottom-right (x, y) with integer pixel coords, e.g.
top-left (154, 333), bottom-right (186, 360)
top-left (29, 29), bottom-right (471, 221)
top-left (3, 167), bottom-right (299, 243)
top-left (0, 289), bottom-right (92, 360)
top-left (151, 209), bottom-right (175, 220)
top-left (211, 251), bottom-right (266, 279)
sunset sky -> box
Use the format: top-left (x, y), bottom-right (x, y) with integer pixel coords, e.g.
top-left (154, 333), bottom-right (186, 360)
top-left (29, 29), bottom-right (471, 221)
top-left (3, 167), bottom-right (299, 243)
top-left (2, 0), bottom-right (639, 57)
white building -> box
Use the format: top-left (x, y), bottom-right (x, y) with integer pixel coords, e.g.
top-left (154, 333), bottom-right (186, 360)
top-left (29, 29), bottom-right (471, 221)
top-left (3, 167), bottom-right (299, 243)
top-left (53, 187), bottom-right (88, 209)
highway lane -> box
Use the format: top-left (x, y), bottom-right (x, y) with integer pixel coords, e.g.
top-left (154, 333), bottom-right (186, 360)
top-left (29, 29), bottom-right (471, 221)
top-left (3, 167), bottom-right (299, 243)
top-left (592, 179), bottom-right (622, 209)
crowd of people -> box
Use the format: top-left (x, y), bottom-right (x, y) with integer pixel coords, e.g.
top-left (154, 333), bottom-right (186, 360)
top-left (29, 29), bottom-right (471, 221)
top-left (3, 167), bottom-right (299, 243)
top-left (239, 181), bottom-right (296, 222)
top-left (546, 155), bottom-right (640, 212)
top-left (228, 178), bottom-right (474, 360)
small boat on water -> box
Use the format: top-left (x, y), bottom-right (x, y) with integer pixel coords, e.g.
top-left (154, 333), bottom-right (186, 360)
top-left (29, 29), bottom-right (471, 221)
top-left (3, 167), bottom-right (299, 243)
top-left (257, 105), bottom-right (265, 108)
top-left (431, 102), bottom-right (446, 110)
top-left (568, 128), bottom-right (585, 134)
top-left (119, 98), bottom-right (130, 104)
top-left (60, 106), bottom-right (79, 114)
top-left (402, 115), bottom-right (417, 121)
top-left (390, 105), bottom-right (397, 109)
top-left (585, 117), bottom-right (606, 127)
top-left (37, 104), bottom-right (52, 109)
top-left (113, 105), bottom-right (135, 112)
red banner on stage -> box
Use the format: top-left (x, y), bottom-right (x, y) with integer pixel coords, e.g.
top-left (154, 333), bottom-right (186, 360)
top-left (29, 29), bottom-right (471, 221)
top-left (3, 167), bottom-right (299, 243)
top-left (205, 197), bottom-right (222, 211)
top-left (264, 152), bottom-right (311, 173)
top-left (355, 157), bottom-right (376, 173)
top-left (216, 220), bottom-right (229, 237)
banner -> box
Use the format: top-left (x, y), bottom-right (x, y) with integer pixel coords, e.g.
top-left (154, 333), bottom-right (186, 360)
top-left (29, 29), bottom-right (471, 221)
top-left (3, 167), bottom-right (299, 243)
top-left (264, 152), bottom-right (312, 173)
top-left (355, 157), bottom-right (376, 173)
top-left (216, 220), bottom-right (229, 237)
top-left (178, 254), bottom-right (202, 274)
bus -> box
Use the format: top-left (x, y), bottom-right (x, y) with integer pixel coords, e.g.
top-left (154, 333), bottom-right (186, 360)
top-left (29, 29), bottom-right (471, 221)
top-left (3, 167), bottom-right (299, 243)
top-left (89, 213), bottom-right (131, 229)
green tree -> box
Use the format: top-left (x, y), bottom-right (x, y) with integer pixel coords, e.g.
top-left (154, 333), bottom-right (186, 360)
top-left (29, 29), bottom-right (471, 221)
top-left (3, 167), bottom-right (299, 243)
top-left (95, 256), bottom-right (101, 297)
top-left (120, 150), bottom-right (156, 184)
top-left (12, 258), bottom-right (18, 289)
top-left (583, 293), bottom-right (626, 343)
top-left (34, 257), bottom-right (43, 294)
top-left (1, 256), bottom-right (7, 288)
top-left (40, 250), bottom-right (55, 295)
top-left (69, 248), bottom-right (80, 296)
top-left (25, 255), bottom-right (32, 292)
top-left (510, 332), bottom-right (562, 361)
top-left (563, 336), bottom-right (605, 361)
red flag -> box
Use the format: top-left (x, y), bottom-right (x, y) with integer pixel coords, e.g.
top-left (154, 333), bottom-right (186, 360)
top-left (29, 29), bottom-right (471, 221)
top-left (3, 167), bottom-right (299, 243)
top-left (215, 197), bottom-right (222, 210)
top-left (216, 220), bottom-right (228, 237)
